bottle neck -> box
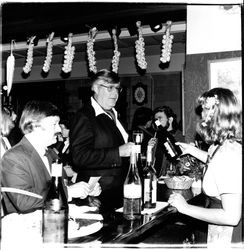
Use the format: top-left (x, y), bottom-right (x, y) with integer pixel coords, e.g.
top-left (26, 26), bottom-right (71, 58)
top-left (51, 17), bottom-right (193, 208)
top-left (130, 152), bottom-right (136, 165)
top-left (146, 145), bottom-right (152, 163)
top-left (52, 176), bottom-right (61, 187)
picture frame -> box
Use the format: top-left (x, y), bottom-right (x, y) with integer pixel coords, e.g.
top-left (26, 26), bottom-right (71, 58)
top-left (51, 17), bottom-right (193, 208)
top-left (208, 57), bottom-right (242, 104)
top-left (132, 82), bottom-right (148, 106)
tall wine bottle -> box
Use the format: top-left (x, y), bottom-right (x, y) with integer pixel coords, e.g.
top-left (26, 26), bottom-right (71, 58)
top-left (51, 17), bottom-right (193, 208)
top-left (42, 160), bottom-right (68, 243)
top-left (133, 131), bottom-right (144, 179)
top-left (143, 145), bottom-right (157, 208)
top-left (123, 146), bottom-right (142, 220)
top-left (133, 131), bottom-right (144, 205)
top-left (154, 119), bottom-right (182, 161)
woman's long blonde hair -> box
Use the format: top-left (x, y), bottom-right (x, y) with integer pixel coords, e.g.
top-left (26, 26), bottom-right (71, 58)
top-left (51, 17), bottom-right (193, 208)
top-left (1, 107), bottom-right (15, 136)
top-left (196, 87), bottom-right (242, 145)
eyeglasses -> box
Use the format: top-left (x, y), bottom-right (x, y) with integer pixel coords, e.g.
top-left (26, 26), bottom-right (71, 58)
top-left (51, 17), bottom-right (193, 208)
top-left (98, 84), bottom-right (123, 93)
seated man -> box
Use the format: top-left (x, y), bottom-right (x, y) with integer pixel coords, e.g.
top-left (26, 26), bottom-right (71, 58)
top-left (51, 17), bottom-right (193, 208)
top-left (1, 100), bottom-right (101, 215)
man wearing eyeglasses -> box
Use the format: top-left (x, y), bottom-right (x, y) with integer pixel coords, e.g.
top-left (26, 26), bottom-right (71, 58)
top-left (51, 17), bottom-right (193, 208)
top-left (70, 69), bottom-right (134, 207)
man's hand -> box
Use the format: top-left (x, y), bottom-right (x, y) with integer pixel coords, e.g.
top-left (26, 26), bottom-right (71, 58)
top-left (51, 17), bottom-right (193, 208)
top-left (89, 182), bottom-right (102, 197)
top-left (119, 142), bottom-right (135, 157)
top-left (68, 181), bottom-right (90, 200)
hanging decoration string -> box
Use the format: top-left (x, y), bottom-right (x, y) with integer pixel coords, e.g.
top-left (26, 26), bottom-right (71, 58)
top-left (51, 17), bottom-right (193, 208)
top-left (23, 36), bottom-right (36, 74)
top-left (87, 27), bottom-right (97, 74)
top-left (6, 40), bottom-right (16, 96)
top-left (135, 21), bottom-right (147, 70)
top-left (42, 32), bottom-right (55, 73)
top-left (62, 33), bottom-right (75, 74)
top-left (111, 29), bottom-right (120, 74)
top-left (160, 21), bottom-right (174, 64)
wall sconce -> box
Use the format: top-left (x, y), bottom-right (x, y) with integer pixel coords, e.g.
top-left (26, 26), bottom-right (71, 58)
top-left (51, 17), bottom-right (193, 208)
top-left (150, 23), bottom-right (162, 33)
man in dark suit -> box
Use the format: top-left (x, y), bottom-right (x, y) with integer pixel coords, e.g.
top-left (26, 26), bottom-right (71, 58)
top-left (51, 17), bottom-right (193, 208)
top-left (1, 101), bottom-right (101, 214)
top-left (70, 69), bottom-right (134, 206)
top-left (150, 106), bottom-right (185, 177)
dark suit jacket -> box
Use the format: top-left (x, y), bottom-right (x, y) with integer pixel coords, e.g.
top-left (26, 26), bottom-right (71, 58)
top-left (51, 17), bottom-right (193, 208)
top-left (70, 101), bottom-right (129, 192)
top-left (1, 137), bottom-right (52, 214)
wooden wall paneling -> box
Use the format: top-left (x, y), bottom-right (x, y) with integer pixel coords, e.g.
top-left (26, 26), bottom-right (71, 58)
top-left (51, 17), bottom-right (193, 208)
top-left (152, 73), bottom-right (182, 124)
top-left (129, 75), bottom-right (153, 130)
top-left (184, 51), bottom-right (241, 143)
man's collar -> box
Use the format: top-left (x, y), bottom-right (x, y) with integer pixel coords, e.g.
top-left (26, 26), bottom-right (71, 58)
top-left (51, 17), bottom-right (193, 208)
top-left (25, 133), bottom-right (47, 156)
top-left (91, 97), bottom-right (117, 118)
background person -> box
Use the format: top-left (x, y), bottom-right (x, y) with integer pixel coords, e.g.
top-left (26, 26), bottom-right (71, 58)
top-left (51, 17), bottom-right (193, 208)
top-left (130, 106), bottom-right (154, 156)
top-left (69, 69), bottom-right (134, 204)
top-left (1, 107), bottom-right (15, 157)
top-left (168, 88), bottom-right (242, 245)
top-left (150, 105), bottom-right (185, 177)
top-left (1, 100), bottom-right (101, 215)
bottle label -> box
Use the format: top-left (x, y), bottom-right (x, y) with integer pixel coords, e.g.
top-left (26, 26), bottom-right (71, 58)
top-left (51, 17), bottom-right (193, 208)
top-left (51, 162), bottom-right (62, 177)
top-left (134, 145), bottom-right (141, 154)
top-left (52, 198), bottom-right (61, 212)
top-left (164, 141), bottom-right (176, 157)
top-left (152, 180), bottom-right (157, 203)
top-left (124, 184), bottom-right (142, 198)
top-left (144, 179), bottom-right (150, 202)
top-left (135, 134), bottom-right (141, 144)
top-left (143, 179), bottom-right (157, 204)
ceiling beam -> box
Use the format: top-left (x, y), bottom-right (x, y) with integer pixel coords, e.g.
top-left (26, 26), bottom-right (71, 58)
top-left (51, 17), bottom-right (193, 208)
top-left (1, 22), bottom-right (186, 53)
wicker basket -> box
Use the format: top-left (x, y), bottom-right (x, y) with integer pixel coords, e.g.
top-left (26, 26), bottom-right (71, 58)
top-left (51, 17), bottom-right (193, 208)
top-left (164, 176), bottom-right (194, 190)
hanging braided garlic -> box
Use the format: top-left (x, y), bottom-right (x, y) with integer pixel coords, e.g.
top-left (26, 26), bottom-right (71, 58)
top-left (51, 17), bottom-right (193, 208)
top-left (62, 33), bottom-right (75, 74)
top-left (6, 40), bottom-right (15, 96)
top-left (111, 29), bottom-right (120, 74)
top-left (42, 32), bottom-right (55, 73)
top-left (160, 21), bottom-right (174, 64)
top-left (135, 21), bottom-right (147, 70)
top-left (23, 36), bottom-right (36, 74)
top-left (87, 27), bottom-right (97, 74)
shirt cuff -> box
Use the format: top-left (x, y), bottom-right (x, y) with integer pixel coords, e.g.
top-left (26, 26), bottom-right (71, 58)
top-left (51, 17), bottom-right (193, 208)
top-left (66, 185), bottom-right (72, 202)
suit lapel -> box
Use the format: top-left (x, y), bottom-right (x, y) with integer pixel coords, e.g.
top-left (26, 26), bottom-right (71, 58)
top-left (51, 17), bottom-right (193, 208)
top-left (20, 137), bottom-right (51, 178)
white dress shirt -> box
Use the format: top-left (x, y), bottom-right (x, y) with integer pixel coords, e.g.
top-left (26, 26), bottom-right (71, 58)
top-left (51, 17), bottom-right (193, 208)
top-left (91, 97), bottom-right (128, 143)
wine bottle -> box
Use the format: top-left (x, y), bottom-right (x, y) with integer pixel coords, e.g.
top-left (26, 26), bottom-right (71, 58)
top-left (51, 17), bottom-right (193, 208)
top-left (123, 146), bottom-right (142, 220)
top-left (42, 160), bottom-right (68, 243)
top-left (134, 132), bottom-right (145, 203)
top-left (143, 145), bottom-right (157, 208)
top-left (154, 119), bottom-right (182, 161)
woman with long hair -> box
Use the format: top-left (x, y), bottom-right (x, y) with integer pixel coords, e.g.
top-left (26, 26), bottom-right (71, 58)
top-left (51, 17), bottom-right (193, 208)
top-left (168, 88), bottom-right (242, 245)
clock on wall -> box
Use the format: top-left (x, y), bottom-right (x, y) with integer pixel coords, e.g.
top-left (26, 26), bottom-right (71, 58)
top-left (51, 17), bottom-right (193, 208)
top-left (132, 82), bottom-right (147, 106)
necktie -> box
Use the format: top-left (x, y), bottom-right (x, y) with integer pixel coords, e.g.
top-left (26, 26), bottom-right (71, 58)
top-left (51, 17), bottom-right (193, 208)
top-left (1, 138), bottom-right (8, 151)
top-left (44, 149), bottom-right (53, 173)
top-left (106, 109), bottom-right (116, 124)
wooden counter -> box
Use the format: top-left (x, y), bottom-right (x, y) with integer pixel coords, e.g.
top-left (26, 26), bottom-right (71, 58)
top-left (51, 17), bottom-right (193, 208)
top-left (68, 183), bottom-right (207, 245)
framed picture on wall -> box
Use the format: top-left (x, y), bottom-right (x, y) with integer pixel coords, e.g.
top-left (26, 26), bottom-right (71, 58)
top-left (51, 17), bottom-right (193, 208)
top-left (132, 82), bottom-right (148, 106)
top-left (208, 57), bottom-right (242, 104)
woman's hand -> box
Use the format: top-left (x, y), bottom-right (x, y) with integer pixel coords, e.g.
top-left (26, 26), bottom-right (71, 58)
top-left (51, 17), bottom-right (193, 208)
top-left (176, 142), bottom-right (208, 163)
top-left (168, 192), bottom-right (189, 213)
top-left (89, 182), bottom-right (102, 197)
top-left (176, 142), bottom-right (195, 156)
